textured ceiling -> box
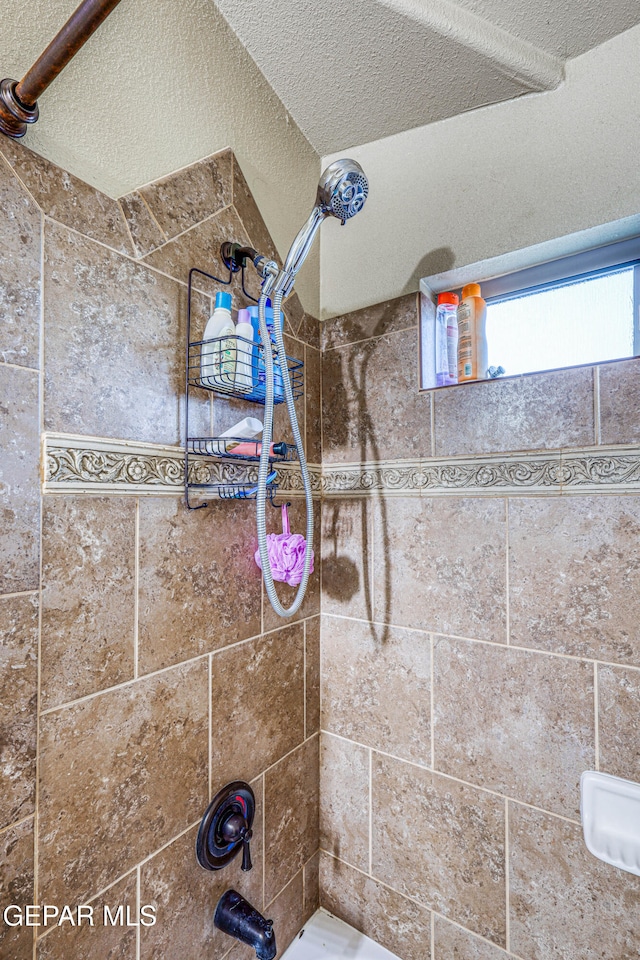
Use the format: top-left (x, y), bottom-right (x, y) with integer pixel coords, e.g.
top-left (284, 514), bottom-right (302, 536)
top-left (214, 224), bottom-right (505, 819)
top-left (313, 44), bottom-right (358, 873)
top-left (211, 0), bottom-right (640, 153)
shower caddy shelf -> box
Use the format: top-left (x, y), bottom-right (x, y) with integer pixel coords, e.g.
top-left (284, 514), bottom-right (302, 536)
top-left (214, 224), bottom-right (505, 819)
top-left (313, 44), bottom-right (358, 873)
top-left (185, 266), bottom-right (304, 509)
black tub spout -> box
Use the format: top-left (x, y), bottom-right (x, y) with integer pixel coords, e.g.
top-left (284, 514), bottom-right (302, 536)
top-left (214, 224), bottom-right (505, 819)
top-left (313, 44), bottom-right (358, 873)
top-left (214, 889), bottom-right (276, 960)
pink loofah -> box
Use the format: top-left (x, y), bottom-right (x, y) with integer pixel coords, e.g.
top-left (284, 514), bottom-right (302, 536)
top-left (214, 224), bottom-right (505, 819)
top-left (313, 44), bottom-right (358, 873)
top-left (255, 504), bottom-right (314, 586)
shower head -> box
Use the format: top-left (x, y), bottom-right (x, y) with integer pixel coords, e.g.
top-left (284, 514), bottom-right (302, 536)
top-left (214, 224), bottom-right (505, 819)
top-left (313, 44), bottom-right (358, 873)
top-left (263, 158), bottom-right (368, 299)
top-left (315, 158), bottom-right (369, 224)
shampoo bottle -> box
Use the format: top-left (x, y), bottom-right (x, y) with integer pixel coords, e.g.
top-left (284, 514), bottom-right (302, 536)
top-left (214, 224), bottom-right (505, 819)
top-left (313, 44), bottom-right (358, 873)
top-left (435, 292), bottom-right (459, 386)
top-left (457, 283), bottom-right (488, 382)
top-left (234, 308), bottom-right (256, 393)
top-left (201, 291), bottom-right (236, 388)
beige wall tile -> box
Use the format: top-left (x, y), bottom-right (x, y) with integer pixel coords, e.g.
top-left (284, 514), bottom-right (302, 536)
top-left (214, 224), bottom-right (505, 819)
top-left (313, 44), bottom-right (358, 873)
top-left (263, 500), bottom-right (321, 631)
top-left (0, 139), bottom-right (132, 256)
top-left (43, 220), bottom-right (181, 444)
top-left (305, 617), bottom-right (320, 737)
top-left (303, 852), bottom-right (320, 920)
top-left (598, 664), bottom-right (640, 781)
top-left (0, 365), bottom-right (40, 594)
top-left (296, 313), bottom-right (320, 350)
top-left (509, 496), bottom-right (640, 664)
top-left (210, 624), bottom-right (304, 786)
top-left (139, 813), bottom-right (263, 960)
top-left (0, 594), bottom-right (38, 829)
top-left (272, 333), bottom-right (306, 453)
top-left (599, 358), bottom-right (640, 445)
top-left (0, 156), bottom-right (41, 368)
top-left (137, 151), bottom-right (233, 240)
top-left (41, 497), bottom-right (136, 709)
top-left (265, 869), bottom-right (305, 959)
top-left (321, 499), bottom-right (373, 621)
top-left (37, 872), bottom-right (137, 960)
top-left (509, 801), bottom-right (640, 960)
top-left (322, 328), bottom-right (430, 464)
top-left (321, 294), bottom-right (418, 351)
top-left (119, 192), bottom-right (166, 258)
top-left (372, 754), bottom-right (506, 946)
top-left (264, 736), bottom-right (319, 904)
top-left (138, 498), bottom-right (262, 674)
top-left (374, 497), bottom-right (507, 642)
top-left (319, 852), bottom-right (432, 960)
top-left (433, 915), bottom-right (509, 959)
top-left (305, 345), bottom-right (322, 464)
top-left (38, 659), bottom-right (208, 904)
top-left (142, 205), bottom-right (261, 301)
top-left (434, 366), bottom-right (595, 456)
top-left (434, 637), bottom-right (594, 818)
top-left (320, 733), bottom-right (369, 871)
top-left (0, 818), bottom-right (34, 960)
top-left (322, 616), bottom-right (431, 765)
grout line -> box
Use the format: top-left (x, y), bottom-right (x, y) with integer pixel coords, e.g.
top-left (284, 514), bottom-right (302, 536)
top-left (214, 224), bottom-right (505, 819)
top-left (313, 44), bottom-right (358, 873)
top-left (594, 365), bottom-right (601, 445)
top-left (136, 865), bottom-right (141, 960)
top-left (430, 634), bottom-right (435, 769)
top-left (117, 196), bottom-right (139, 259)
top-left (322, 849), bottom-right (522, 960)
top-left (0, 359), bottom-right (40, 372)
top-left (322, 732), bottom-right (583, 826)
top-left (39, 618), bottom-right (308, 716)
top-left (0, 813), bottom-right (34, 837)
top-left (261, 731), bottom-right (319, 781)
top-left (325, 325), bottom-right (418, 353)
top-left (129, 148), bottom-right (233, 195)
top-left (594, 662), bottom-right (600, 771)
top-left (133, 499), bottom-right (139, 680)
top-left (137, 192), bottom-right (169, 242)
top-left (505, 799), bottom-right (510, 953)
top-left (321, 612), bottom-right (640, 672)
top-left (430, 910), bottom-right (435, 959)
top-left (505, 498), bottom-right (510, 646)
top-left (0, 589), bottom-right (39, 601)
top-left (303, 620), bottom-right (308, 741)
top-left (0, 149), bottom-right (41, 212)
top-left (262, 774), bottom-right (266, 912)
top-left (265, 862), bottom-right (305, 911)
top-left (368, 747), bottom-right (373, 875)
top-left (34, 217), bottom-right (44, 917)
top-left (209, 654), bottom-right (213, 798)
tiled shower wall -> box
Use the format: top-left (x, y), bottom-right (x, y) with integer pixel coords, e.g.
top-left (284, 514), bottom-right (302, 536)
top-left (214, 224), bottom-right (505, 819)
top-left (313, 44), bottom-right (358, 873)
top-left (319, 294), bottom-right (640, 959)
top-left (0, 140), bottom-right (321, 960)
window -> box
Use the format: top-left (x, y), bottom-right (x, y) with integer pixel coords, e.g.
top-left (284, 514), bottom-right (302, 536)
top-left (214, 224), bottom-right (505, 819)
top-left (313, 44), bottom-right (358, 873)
top-left (421, 234), bottom-right (640, 388)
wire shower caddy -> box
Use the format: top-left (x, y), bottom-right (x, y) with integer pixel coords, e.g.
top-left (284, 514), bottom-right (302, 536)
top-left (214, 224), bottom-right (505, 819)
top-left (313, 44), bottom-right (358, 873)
top-left (185, 266), bottom-right (304, 510)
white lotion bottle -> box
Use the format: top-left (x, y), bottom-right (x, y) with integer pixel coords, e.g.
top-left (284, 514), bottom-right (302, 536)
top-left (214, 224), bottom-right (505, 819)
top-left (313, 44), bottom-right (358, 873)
top-left (201, 291), bottom-right (236, 388)
top-left (234, 307), bottom-right (255, 393)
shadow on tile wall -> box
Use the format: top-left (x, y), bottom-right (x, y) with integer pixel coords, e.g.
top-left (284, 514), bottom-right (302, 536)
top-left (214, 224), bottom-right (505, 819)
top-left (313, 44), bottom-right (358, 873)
top-left (4, 131), bottom-right (640, 960)
top-left (0, 138), bottom-right (320, 960)
top-left (320, 294), bottom-right (640, 960)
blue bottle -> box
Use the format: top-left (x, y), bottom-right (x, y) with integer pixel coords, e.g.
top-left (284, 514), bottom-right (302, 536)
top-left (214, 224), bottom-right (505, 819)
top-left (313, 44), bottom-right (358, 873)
top-left (248, 304), bottom-right (285, 402)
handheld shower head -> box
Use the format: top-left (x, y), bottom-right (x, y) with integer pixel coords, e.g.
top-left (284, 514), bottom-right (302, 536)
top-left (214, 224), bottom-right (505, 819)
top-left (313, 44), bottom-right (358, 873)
top-left (262, 158), bottom-right (368, 299)
top-left (316, 158), bottom-right (369, 224)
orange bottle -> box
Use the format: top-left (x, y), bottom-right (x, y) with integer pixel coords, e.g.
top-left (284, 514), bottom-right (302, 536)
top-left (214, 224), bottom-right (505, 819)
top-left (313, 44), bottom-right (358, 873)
top-left (457, 283), bottom-right (488, 382)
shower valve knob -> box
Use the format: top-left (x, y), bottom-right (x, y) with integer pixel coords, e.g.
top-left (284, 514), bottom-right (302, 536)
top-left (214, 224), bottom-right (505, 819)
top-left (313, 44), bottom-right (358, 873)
top-left (196, 781), bottom-right (256, 872)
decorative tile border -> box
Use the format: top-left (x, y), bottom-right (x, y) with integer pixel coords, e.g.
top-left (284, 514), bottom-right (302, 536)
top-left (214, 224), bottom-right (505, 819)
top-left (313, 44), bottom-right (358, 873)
top-left (321, 446), bottom-right (640, 497)
top-left (43, 434), bottom-right (321, 498)
top-left (44, 434), bottom-right (640, 499)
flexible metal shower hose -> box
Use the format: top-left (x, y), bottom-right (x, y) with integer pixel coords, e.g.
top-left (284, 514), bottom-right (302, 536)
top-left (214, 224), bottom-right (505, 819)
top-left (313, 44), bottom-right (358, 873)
top-left (255, 290), bottom-right (314, 617)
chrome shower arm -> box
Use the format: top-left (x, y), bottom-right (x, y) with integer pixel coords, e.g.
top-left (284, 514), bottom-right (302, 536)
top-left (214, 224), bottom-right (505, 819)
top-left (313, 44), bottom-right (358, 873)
top-left (271, 206), bottom-right (326, 300)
